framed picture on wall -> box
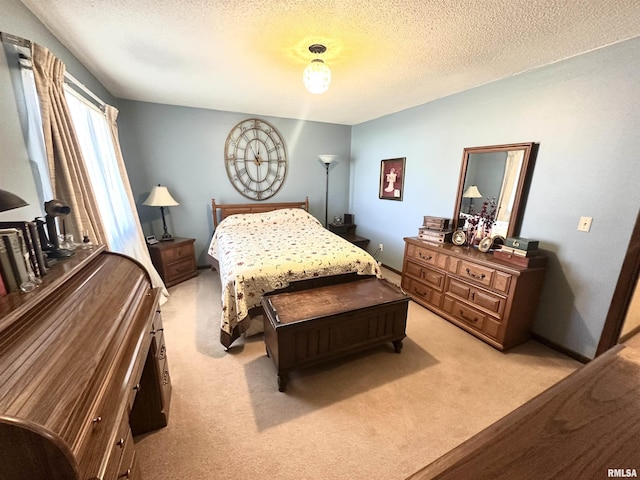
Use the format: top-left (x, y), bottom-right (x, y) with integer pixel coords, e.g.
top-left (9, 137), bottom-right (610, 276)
top-left (379, 157), bottom-right (406, 201)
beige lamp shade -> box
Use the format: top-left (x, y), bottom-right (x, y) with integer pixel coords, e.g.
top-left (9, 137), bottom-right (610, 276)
top-left (463, 185), bottom-right (483, 198)
top-left (143, 185), bottom-right (179, 207)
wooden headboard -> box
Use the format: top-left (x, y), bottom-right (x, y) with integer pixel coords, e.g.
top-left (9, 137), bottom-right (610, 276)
top-left (211, 197), bottom-right (310, 229)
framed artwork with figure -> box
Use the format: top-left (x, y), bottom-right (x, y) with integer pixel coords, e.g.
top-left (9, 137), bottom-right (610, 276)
top-left (379, 157), bottom-right (405, 201)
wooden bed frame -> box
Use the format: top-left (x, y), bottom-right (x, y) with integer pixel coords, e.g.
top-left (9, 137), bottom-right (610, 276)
top-left (211, 197), bottom-right (309, 230)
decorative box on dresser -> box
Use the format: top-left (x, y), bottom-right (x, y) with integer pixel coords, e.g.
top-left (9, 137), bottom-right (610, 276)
top-left (401, 237), bottom-right (547, 350)
top-left (0, 246), bottom-right (171, 480)
top-left (148, 237), bottom-right (197, 287)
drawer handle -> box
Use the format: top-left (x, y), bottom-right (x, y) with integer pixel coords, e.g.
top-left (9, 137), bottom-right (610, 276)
top-left (92, 416), bottom-right (102, 424)
top-left (150, 328), bottom-right (164, 335)
top-left (118, 468), bottom-right (132, 478)
top-left (116, 437), bottom-right (126, 447)
top-left (163, 371), bottom-right (170, 385)
top-left (465, 268), bottom-right (486, 280)
top-left (418, 252), bottom-right (432, 261)
top-left (459, 310), bottom-right (479, 324)
top-left (471, 292), bottom-right (475, 301)
top-left (134, 383), bottom-right (142, 392)
top-left (414, 287), bottom-right (427, 297)
top-left (159, 345), bottom-right (167, 360)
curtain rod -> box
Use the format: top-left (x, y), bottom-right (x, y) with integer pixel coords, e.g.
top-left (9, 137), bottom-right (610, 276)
top-left (1, 31), bottom-right (31, 48)
top-left (2, 31), bottom-right (106, 111)
top-left (64, 72), bottom-right (106, 110)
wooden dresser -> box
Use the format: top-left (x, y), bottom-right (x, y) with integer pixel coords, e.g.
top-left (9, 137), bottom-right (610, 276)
top-left (401, 237), bottom-right (547, 350)
top-left (0, 246), bottom-right (171, 480)
top-left (406, 343), bottom-right (640, 479)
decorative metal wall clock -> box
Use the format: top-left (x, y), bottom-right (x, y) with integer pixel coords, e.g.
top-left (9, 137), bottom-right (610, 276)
top-left (224, 118), bottom-right (288, 200)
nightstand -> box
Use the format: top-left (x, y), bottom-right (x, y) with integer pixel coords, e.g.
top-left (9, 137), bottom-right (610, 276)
top-left (148, 237), bottom-right (197, 287)
top-left (328, 223), bottom-right (370, 249)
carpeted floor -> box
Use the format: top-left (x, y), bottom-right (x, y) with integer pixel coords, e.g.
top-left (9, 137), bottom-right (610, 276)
top-left (134, 268), bottom-right (581, 480)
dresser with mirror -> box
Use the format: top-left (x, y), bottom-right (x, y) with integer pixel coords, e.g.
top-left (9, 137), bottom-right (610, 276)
top-left (401, 142), bottom-right (546, 350)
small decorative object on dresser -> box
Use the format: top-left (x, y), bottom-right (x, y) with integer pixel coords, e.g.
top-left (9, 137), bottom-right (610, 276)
top-left (148, 237), bottom-right (197, 287)
top-left (452, 229), bottom-right (466, 246)
top-left (401, 237), bottom-right (547, 350)
top-left (418, 216), bottom-right (455, 244)
top-left (477, 236), bottom-right (494, 252)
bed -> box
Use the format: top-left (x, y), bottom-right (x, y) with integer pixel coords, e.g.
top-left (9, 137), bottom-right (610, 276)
top-left (208, 198), bottom-right (383, 348)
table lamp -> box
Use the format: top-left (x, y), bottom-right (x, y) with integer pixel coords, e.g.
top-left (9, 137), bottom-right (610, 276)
top-left (143, 185), bottom-right (179, 241)
top-left (0, 189), bottom-right (28, 212)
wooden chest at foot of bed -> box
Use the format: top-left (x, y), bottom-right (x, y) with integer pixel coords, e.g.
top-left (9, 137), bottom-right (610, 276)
top-left (261, 277), bottom-right (409, 392)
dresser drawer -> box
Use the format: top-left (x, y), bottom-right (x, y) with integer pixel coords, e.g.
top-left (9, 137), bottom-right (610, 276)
top-left (404, 260), bottom-right (446, 290)
top-left (455, 260), bottom-right (495, 288)
top-left (160, 357), bottom-right (172, 409)
top-left (442, 296), bottom-right (487, 333)
top-left (453, 260), bottom-right (513, 294)
top-left (79, 383), bottom-right (123, 478)
top-left (443, 296), bottom-right (502, 340)
top-left (165, 257), bottom-right (196, 282)
top-left (406, 242), bottom-right (448, 269)
top-left (401, 276), bottom-right (443, 308)
top-left (161, 242), bottom-right (194, 263)
top-left (151, 313), bottom-right (165, 355)
top-left (104, 413), bottom-right (135, 480)
top-left (446, 277), bottom-right (506, 318)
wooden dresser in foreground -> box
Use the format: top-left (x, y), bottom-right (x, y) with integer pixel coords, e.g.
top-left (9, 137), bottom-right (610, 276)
top-left (402, 237), bottom-right (547, 350)
top-left (406, 343), bottom-right (640, 479)
top-left (0, 247), bottom-right (171, 480)
top-left (148, 237), bottom-right (197, 287)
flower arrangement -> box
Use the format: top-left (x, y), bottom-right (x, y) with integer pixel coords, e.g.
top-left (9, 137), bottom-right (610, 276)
top-left (466, 197), bottom-right (498, 245)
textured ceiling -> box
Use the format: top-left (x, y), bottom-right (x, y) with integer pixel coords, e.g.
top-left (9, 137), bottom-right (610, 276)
top-left (19, 0), bottom-right (640, 125)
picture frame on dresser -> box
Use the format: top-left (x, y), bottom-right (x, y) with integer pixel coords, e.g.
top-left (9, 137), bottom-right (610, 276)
top-left (379, 157), bottom-right (405, 201)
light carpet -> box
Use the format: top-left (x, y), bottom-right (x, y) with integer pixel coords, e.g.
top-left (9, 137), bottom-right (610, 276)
top-left (134, 268), bottom-right (580, 480)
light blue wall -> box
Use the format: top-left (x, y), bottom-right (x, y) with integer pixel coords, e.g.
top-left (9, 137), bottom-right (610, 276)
top-left (351, 37), bottom-right (640, 359)
top-left (116, 101), bottom-right (352, 265)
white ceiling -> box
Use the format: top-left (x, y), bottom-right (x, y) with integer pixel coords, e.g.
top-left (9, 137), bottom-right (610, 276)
top-left (19, 0), bottom-right (640, 125)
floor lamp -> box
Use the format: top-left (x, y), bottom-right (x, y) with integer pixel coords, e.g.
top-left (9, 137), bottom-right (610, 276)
top-left (318, 155), bottom-right (337, 227)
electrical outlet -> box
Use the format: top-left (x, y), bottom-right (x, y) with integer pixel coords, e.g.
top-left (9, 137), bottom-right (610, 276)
top-left (578, 216), bottom-right (593, 232)
top-left (379, 243), bottom-right (384, 252)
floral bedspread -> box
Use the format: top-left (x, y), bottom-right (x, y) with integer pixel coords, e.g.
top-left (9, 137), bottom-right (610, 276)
top-left (208, 209), bottom-right (382, 346)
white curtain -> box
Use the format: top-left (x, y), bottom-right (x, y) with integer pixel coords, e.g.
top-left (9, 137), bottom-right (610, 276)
top-left (65, 89), bottom-right (168, 303)
top-left (19, 67), bottom-right (53, 206)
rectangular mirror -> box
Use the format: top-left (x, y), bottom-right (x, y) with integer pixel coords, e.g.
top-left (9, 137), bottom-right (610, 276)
top-left (453, 142), bottom-right (538, 238)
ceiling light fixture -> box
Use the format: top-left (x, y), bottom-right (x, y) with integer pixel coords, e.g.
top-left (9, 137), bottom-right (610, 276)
top-left (303, 44), bottom-right (331, 94)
